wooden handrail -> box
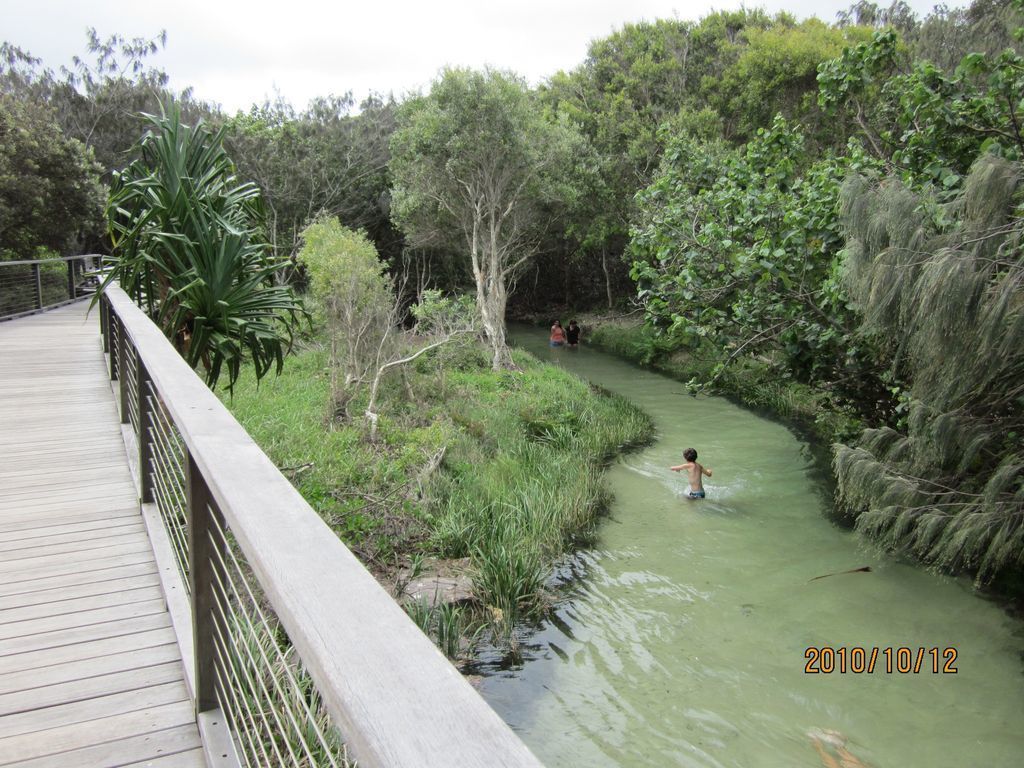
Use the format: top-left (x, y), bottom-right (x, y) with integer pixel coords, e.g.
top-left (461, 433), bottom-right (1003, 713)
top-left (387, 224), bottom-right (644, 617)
top-left (0, 254), bottom-right (107, 266)
top-left (102, 284), bottom-right (541, 768)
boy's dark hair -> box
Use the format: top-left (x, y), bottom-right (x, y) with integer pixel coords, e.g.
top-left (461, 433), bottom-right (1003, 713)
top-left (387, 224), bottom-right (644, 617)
top-left (683, 448), bottom-right (698, 462)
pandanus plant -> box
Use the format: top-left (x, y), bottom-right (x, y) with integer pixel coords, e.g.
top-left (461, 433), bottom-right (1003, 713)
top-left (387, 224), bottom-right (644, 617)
top-left (99, 102), bottom-right (304, 390)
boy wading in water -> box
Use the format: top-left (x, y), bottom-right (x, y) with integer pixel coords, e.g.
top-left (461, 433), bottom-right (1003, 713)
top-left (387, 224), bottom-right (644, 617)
top-left (670, 448), bottom-right (712, 499)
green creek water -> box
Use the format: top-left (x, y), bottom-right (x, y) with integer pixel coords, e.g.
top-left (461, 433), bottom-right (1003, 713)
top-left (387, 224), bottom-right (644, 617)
top-left (474, 327), bottom-right (1024, 768)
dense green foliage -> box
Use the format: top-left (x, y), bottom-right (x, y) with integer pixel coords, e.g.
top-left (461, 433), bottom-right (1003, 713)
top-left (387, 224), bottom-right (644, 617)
top-left (533, 11), bottom-right (871, 309)
top-left (222, 95), bottom-right (399, 268)
top-left (103, 106), bottom-right (303, 390)
top-left (626, 0), bottom-right (1024, 583)
top-left (835, 156), bottom-right (1023, 579)
top-left (0, 95), bottom-right (102, 258)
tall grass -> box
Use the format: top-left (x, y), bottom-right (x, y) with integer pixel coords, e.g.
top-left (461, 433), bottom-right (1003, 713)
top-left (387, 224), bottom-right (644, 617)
top-left (423, 347), bottom-right (652, 626)
top-left (225, 338), bottom-right (652, 639)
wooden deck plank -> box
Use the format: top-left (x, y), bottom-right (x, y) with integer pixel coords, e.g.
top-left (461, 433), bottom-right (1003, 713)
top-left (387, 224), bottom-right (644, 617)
top-left (0, 561), bottom-right (157, 598)
top-left (0, 598), bottom-right (169, 642)
top-left (0, 700), bottom-right (196, 764)
top-left (0, 484), bottom-right (139, 510)
top-left (0, 549), bottom-right (156, 584)
top-left (0, 661), bottom-right (184, 718)
top-left (0, 528), bottom-right (149, 560)
top-left (119, 746), bottom-right (208, 768)
top-left (0, 629), bottom-right (179, 688)
top-left (7, 724), bottom-right (202, 768)
top-left (0, 499), bottom-right (143, 524)
top-left (0, 584), bottom-right (164, 625)
top-left (0, 468), bottom-right (137, 495)
top-left (0, 611), bottom-right (172, 663)
top-left (0, 459), bottom-right (137, 484)
top-left (0, 680), bottom-right (189, 739)
top-left (0, 572), bottom-right (160, 612)
top-left (0, 304), bottom-right (200, 765)
top-left (0, 499), bottom-right (142, 521)
top-left (0, 521), bottom-right (145, 551)
top-left (0, 507), bottom-right (140, 536)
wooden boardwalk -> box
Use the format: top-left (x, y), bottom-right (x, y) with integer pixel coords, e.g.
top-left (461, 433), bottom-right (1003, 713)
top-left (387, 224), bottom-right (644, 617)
top-left (0, 304), bottom-right (203, 767)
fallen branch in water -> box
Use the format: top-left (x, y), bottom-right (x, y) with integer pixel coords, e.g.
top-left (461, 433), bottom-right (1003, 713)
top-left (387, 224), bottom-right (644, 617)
top-left (808, 566), bottom-right (872, 583)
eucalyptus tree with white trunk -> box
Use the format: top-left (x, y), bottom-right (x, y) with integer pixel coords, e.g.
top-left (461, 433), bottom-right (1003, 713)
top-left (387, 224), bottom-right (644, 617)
top-left (389, 67), bottom-right (584, 369)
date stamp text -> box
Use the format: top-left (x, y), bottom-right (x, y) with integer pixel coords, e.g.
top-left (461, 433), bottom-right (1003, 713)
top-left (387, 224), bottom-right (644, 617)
top-left (804, 646), bottom-right (958, 674)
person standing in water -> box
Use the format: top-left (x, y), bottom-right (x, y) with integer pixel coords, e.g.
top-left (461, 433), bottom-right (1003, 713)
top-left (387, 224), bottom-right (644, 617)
top-left (550, 320), bottom-right (566, 347)
top-left (670, 448), bottom-right (712, 499)
top-left (566, 319), bottom-right (581, 347)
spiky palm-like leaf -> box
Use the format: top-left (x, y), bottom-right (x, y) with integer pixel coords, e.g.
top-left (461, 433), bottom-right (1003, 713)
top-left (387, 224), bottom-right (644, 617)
top-left (98, 102), bottom-right (303, 390)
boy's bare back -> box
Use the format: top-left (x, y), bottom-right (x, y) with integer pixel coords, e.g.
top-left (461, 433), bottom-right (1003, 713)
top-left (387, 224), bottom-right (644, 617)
top-left (670, 448), bottom-right (712, 499)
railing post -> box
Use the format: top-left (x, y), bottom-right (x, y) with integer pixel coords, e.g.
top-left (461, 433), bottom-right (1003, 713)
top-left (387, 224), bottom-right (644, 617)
top-left (187, 453), bottom-right (222, 714)
top-left (117, 320), bottom-right (130, 423)
top-left (66, 259), bottom-right (76, 300)
top-left (100, 295), bottom-right (110, 353)
top-left (137, 360), bottom-right (154, 503)
top-left (32, 262), bottom-right (42, 309)
top-left (109, 312), bottom-right (118, 382)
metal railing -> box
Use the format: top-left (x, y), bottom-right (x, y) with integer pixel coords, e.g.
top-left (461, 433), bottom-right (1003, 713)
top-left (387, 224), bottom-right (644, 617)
top-left (98, 284), bottom-right (541, 768)
top-left (0, 254), bottom-right (104, 321)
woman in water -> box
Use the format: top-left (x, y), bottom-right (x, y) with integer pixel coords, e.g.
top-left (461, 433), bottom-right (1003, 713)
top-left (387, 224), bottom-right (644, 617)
top-left (550, 320), bottom-right (566, 347)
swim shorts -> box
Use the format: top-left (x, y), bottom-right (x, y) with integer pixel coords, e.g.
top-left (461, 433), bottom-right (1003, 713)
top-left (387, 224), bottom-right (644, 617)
top-left (686, 489), bottom-right (706, 499)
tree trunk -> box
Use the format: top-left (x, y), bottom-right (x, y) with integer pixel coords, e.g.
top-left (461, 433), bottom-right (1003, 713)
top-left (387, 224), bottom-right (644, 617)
top-left (480, 289), bottom-right (512, 370)
top-left (601, 248), bottom-right (613, 309)
top-left (470, 219), bottom-right (514, 370)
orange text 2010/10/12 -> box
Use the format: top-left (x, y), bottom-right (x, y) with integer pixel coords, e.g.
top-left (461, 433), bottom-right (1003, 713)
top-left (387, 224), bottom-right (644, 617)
top-left (803, 646), bottom-right (958, 674)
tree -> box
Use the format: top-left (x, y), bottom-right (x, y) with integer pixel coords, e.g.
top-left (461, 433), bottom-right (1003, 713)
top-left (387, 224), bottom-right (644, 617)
top-left (914, 0), bottom-right (1024, 72)
top-left (299, 219), bottom-right (477, 437)
top-left (222, 93), bottom-right (400, 271)
top-left (102, 104), bottom-right (304, 391)
top-left (708, 19), bottom-right (863, 144)
top-left (390, 68), bottom-right (583, 369)
top-left (537, 9), bottom-right (834, 311)
top-left (629, 118), bottom-right (879, 389)
top-left (2, 30), bottom-right (213, 179)
top-left (819, 21), bottom-right (1024, 189)
top-left (0, 94), bottom-right (103, 257)
top-left (297, 218), bottom-right (395, 418)
top-left (834, 154), bottom-right (1024, 582)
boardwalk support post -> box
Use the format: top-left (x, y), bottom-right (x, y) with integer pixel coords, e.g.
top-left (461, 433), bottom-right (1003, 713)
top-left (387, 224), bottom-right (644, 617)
top-left (32, 262), bottom-right (42, 310)
top-left (187, 453), bottom-right (222, 714)
top-left (100, 294), bottom-right (109, 353)
top-left (117, 318), bottom-right (130, 424)
top-left (137, 360), bottom-right (154, 503)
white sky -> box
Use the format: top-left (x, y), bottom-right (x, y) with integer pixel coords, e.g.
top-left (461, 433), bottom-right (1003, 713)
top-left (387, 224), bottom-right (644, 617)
top-left (2, 0), bottom-right (956, 113)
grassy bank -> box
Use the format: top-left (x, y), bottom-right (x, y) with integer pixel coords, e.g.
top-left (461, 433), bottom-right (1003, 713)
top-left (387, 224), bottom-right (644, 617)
top-left (222, 337), bottom-right (652, 647)
top-left (582, 316), bottom-right (863, 447)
